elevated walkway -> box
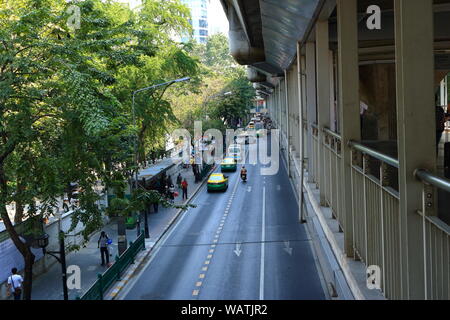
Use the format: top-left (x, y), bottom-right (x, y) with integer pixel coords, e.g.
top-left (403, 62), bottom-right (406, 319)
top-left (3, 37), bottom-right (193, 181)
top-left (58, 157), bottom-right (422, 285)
top-left (282, 147), bottom-right (385, 300)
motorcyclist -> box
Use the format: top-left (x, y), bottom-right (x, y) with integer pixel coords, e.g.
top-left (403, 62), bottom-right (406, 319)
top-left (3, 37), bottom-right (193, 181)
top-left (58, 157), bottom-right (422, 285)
top-left (240, 166), bottom-right (247, 181)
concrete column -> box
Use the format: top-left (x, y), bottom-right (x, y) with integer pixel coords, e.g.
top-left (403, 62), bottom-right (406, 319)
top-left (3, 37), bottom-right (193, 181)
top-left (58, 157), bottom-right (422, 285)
top-left (301, 56), bottom-right (307, 124)
top-left (297, 43), bottom-right (306, 222)
top-left (316, 20), bottom-right (331, 206)
top-left (280, 78), bottom-right (287, 152)
top-left (329, 51), bottom-right (336, 132)
top-left (394, 0), bottom-right (435, 300)
top-left (305, 42), bottom-right (317, 182)
top-left (293, 66), bottom-right (300, 156)
top-left (274, 85), bottom-right (278, 127)
top-left (288, 67), bottom-right (299, 156)
top-left (300, 55), bottom-right (309, 160)
top-left (278, 81), bottom-right (283, 137)
top-left (275, 86), bottom-right (278, 127)
top-left (337, 0), bottom-right (360, 258)
top-left (285, 70), bottom-right (291, 177)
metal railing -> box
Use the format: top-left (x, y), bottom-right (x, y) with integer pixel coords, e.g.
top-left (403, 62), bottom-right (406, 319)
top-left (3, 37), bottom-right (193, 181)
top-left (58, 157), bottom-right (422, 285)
top-left (311, 123), bottom-right (319, 187)
top-left (302, 119), bottom-right (450, 300)
top-left (415, 169), bottom-right (450, 300)
top-left (78, 232), bottom-right (146, 300)
top-left (322, 128), bottom-right (344, 230)
top-left (348, 141), bottom-right (401, 300)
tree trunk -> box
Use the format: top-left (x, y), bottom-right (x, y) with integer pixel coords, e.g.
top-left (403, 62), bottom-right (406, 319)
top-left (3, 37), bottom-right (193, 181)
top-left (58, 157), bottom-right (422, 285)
top-left (14, 202), bottom-right (24, 224)
top-left (14, 178), bottom-right (25, 224)
top-left (22, 248), bottom-right (35, 300)
top-left (0, 165), bottom-right (35, 300)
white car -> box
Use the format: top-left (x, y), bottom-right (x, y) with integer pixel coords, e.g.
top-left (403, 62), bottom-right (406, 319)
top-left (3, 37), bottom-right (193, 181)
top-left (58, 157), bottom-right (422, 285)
top-left (228, 144), bottom-right (243, 162)
top-left (237, 132), bottom-right (256, 145)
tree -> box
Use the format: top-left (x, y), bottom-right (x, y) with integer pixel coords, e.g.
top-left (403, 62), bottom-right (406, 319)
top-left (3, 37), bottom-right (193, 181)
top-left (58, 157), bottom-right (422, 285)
top-left (170, 34), bottom-right (255, 135)
top-left (210, 74), bottom-right (256, 128)
top-left (0, 0), bottom-right (196, 299)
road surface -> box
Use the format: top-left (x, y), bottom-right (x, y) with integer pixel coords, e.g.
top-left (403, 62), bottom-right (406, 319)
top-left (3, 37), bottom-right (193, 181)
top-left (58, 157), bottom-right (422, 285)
top-left (121, 137), bottom-right (327, 300)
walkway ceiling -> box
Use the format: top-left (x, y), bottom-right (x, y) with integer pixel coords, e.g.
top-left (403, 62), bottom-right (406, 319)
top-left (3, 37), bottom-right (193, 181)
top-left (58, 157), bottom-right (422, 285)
top-left (327, 0), bottom-right (450, 65)
top-left (221, 0), bottom-right (450, 87)
top-left (221, 0), bottom-right (324, 76)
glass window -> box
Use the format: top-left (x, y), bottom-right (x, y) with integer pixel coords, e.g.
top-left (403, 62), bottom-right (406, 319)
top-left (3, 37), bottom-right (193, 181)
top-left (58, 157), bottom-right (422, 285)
top-left (199, 19), bottom-right (208, 28)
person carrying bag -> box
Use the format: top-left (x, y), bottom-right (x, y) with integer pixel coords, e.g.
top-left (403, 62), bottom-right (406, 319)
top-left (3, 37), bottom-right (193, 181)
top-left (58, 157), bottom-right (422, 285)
top-left (7, 268), bottom-right (23, 300)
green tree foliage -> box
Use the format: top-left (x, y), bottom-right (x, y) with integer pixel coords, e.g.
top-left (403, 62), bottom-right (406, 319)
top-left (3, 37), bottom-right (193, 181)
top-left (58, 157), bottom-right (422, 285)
top-left (210, 75), bottom-right (256, 128)
top-left (171, 33), bottom-right (255, 135)
top-left (202, 33), bottom-right (238, 76)
top-left (0, 0), bottom-right (198, 299)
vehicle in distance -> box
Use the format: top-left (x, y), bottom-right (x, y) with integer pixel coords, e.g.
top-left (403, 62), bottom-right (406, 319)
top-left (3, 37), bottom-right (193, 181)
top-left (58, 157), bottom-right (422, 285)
top-left (221, 157), bottom-right (237, 172)
top-left (207, 173), bottom-right (229, 192)
top-left (228, 144), bottom-right (242, 162)
top-left (237, 132), bottom-right (256, 145)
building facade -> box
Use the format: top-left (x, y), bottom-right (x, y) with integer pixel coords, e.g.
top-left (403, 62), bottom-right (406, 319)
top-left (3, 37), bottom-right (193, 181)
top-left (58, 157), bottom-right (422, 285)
top-left (181, 0), bottom-right (209, 44)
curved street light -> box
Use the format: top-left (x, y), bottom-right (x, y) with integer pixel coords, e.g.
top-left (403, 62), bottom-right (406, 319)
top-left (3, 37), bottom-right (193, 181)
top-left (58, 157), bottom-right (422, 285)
top-left (131, 77), bottom-right (191, 239)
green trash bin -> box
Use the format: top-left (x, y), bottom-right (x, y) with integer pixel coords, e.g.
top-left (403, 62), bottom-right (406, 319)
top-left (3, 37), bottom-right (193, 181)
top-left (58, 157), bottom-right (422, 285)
top-left (125, 216), bottom-right (136, 229)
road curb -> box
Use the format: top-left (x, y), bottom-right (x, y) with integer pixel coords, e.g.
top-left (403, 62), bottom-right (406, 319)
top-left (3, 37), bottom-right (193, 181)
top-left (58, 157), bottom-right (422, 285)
top-left (276, 144), bottom-right (362, 300)
top-left (107, 165), bottom-right (216, 300)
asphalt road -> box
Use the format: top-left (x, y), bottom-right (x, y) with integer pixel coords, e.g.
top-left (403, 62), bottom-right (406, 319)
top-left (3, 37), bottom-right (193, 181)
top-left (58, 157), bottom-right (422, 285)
top-left (121, 137), bottom-right (327, 300)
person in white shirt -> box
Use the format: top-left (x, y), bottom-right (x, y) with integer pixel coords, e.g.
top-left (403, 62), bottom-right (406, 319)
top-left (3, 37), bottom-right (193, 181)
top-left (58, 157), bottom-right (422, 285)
top-left (360, 101), bottom-right (369, 116)
top-left (7, 268), bottom-right (23, 300)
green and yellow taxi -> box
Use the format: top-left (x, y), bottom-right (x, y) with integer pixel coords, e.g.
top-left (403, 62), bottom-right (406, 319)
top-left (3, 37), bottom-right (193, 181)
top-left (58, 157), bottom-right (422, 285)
top-left (207, 173), bottom-right (229, 192)
top-left (221, 157), bottom-right (237, 172)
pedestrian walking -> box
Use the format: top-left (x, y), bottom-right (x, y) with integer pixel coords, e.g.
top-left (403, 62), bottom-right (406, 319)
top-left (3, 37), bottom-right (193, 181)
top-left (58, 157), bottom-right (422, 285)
top-left (169, 184), bottom-right (175, 203)
top-left (436, 104), bottom-right (450, 155)
top-left (164, 185), bottom-right (170, 199)
top-left (62, 199), bottom-right (70, 212)
top-left (7, 268), bottom-right (23, 300)
top-left (166, 175), bottom-right (173, 188)
top-left (176, 173), bottom-right (182, 189)
top-left (151, 186), bottom-right (159, 213)
top-left (181, 178), bottom-right (188, 200)
top-left (98, 231), bottom-right (110, 266)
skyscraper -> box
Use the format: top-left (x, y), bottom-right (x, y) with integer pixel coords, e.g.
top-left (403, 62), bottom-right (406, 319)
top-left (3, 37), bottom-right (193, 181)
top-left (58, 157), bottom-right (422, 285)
top-left (181, 0), bottom-right (209, 44)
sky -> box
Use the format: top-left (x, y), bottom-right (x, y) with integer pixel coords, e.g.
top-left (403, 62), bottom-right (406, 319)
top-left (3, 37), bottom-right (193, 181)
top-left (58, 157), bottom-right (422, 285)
top-left (208, 0), bottom-right (229, 36)
top-left (124, 0), bottom-right (229, 37)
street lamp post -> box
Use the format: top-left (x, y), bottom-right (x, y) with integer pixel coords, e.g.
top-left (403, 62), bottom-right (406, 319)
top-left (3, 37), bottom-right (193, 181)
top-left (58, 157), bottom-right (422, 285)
top-left (35, 212), bottom-right (69, 300)
top-left (131, 77), bottom-right (191, 238)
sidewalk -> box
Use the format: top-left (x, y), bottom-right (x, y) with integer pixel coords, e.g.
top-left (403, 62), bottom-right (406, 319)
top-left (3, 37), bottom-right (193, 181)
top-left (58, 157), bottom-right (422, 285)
top-left (29, 163), bottom-right (206, 300)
